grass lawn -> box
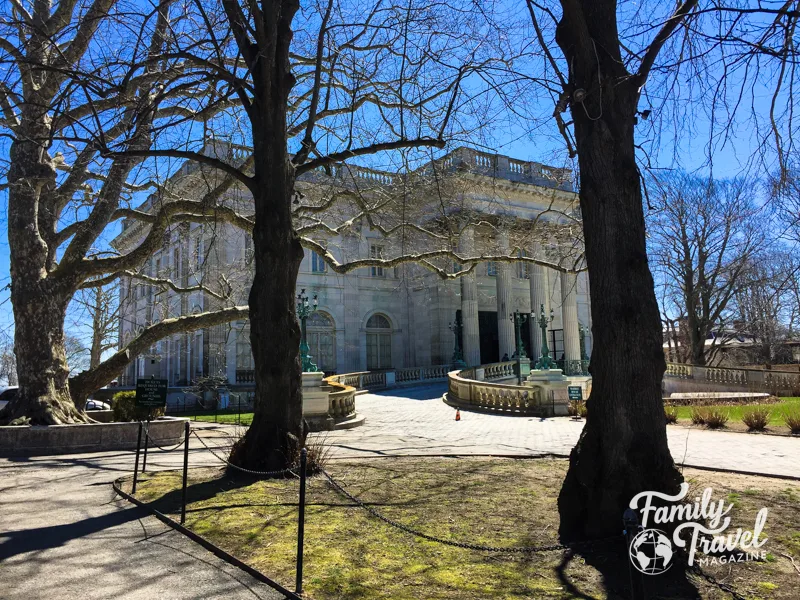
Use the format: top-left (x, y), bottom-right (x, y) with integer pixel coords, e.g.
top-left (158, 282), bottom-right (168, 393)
top-left (129, 457), bottom-right (800, 600)
top-left (671, 396), bottom-right (800, 429)
top-left (172, 410), bottom-right (254, 426)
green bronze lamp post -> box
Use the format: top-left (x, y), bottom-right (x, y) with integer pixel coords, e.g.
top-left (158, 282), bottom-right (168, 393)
top-left (509, 310), bottom-right (528, 383)
top-left (448, 319), bottom-right (467, 369)
top-left (296, 288), bottom-right (319, 372)
top-left (534, 303), bottom-right (556, 370)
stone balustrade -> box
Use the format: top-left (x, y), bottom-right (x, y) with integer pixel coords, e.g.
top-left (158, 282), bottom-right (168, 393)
top-left (664, 362), bottom-right (800, 396)
top-left (482, 361), bottom-right (517, 381)
top-left (445, 368), bottom-right (566, 417)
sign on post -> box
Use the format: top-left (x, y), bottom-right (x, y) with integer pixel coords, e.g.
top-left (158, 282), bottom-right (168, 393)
top-left (136, 378), bottom-right (168, 409)
top-left (568, 386), bottom-right (583, 401)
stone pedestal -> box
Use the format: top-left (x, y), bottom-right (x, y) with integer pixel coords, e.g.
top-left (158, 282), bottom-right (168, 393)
top-left (301, 372), bottom-right (330, 419)
top-left (513, 358), bottom-right (531, 380)
top-left (525, 368), bottom-right (570, 416)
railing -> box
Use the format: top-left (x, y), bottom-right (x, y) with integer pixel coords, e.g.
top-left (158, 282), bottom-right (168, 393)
top-left (395, 364), bottom-right (450, 383)
top-left (483, 361), bottom-right (516, 380)
top-left (555, 359), bottom-right (590, 376)
top-left (664, 362), bottom-right (800, 393)
top-left (326, 382), bottom-right (356, 418)
top-left (445, 369), bottom-right (566, 417)
top-left (235, 369), bottom-right (254, 383)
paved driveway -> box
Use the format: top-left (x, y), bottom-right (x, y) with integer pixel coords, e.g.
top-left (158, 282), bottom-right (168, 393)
top-left (316, 383), bottom-right (800, 478)
top-left (0, 435), bottom-right (284, 600)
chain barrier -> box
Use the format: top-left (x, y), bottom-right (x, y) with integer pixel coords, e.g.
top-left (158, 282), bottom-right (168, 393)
top-left (191, 431), bottom-right (300, 477)
top-left (689, 563), bottom-right (748, 600)
top-left (320, 468), bottom-right (621, 554)
top-left (142, 426), bottom-right (187, 453)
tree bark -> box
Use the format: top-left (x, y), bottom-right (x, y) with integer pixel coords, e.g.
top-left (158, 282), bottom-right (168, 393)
top-left (4, 110), bottom-right (88, 424)
top-left (228, 0), bottom-right (306, 471)
top-left (555, 1), bottom-right (683, 540)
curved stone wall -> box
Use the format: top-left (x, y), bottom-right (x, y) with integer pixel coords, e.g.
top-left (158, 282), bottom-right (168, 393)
top-left (0, 417), bottom-right (187, 456)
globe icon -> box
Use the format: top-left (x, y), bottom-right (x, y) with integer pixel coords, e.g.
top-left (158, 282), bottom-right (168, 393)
top-left (629, 529), bottom-right (674, 575)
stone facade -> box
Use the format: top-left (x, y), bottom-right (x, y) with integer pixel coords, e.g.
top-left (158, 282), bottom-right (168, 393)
top-left (113, 147), bottom-right (593, 386)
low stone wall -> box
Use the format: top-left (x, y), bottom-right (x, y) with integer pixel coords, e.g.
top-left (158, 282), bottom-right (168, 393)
top-left (0, 417), bottom-right (186, 456)
top-left (665, 392), bottom-right (778, 406)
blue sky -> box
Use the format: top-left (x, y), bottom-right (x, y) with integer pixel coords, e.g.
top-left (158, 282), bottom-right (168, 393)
top-left (0, 0), bottom-right (787, 353)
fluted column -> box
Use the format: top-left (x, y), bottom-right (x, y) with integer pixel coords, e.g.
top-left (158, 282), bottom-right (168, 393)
top-left (460, 227), bottom-right (481, 366)
top-left (561, 272), bottom-right (581, 373)
top-left (496, 231), bottom-right (514, 359)
top-left (529, 253), bottom-right (550, 363)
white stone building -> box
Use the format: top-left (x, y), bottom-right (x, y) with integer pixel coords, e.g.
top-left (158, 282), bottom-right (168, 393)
top-left (113, 147), bottom-right (592, 388)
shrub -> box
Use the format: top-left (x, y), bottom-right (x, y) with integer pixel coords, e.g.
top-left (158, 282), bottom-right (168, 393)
top-left (112, 391), bottom-right (165, 422)
top-left (664, 406), bottom-right (678, 424)
top-left (741, 407), bottom-right (770, 431)
top-left (703, 408), bottom-right (729, 429)
top-left (784, 407), bottom-right (800, 434)
top-left (568, 400), bottom-right (587, 418)
top-left (690, 407), bottom-right (707, 425)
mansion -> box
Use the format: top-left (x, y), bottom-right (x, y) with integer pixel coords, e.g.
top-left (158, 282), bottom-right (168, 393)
top-left (114, 146), bottom-right (593, 387)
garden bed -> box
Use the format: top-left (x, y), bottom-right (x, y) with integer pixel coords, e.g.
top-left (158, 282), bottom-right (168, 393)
top-left (127, 457), bottom-right (800, 599)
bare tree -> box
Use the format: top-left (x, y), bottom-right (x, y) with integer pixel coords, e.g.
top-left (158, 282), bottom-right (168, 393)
top-left (0, 0), bottom-right (254, 423)
top-left (648, 173), bottom-right (766, 366)
top-left (516, 1), bottom-right (800, 539)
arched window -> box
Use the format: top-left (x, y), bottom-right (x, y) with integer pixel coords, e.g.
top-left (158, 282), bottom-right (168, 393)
top-left (307, 312), bottom-right (336, 372)
top-left (366, 313), bottom-right (392, 369)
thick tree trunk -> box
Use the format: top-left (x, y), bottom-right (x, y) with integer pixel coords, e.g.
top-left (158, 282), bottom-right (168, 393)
top-left (228, 0), bottom-right (304, 471)
top-left (556, 2), bottom-right (682, 540)
top-left (4, 118), bottom-right (88, 424)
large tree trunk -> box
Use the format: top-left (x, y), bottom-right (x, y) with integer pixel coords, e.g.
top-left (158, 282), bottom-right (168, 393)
top-left (556, 1), bottom-right (683, 540)
top-left (229, 0), bottom-right (305, 471)
top-left (3, 115), bottom-right (88, 425)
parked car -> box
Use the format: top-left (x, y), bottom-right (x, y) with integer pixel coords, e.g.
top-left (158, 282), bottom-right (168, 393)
top-left (85, 399), bottom-right (110, 411)
top-left (0, 386), bottom-right (18, 410)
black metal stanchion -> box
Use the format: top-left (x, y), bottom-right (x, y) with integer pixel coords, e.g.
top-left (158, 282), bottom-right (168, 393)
top-left (181, 421), bottom-right (190, 524)
top-left (141, 417), bottom-right (150, 473)
top-left (132, 421), bottom-right (143, 494)
top-left (295, 448), bottom-right (308, 595)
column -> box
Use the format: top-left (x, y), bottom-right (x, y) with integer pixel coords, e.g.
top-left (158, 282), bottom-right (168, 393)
top-left (496, 230), bottom-right (514, 360)
top-left (528, 251), bottom-right (550, 363)
top-left (460, 227), bottom-right (481, 366)
top-left (561, 272), bottom-right (581, 373)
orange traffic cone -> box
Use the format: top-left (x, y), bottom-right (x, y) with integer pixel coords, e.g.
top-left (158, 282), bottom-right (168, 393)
top-left (455, 409), bottom-right (461, 421)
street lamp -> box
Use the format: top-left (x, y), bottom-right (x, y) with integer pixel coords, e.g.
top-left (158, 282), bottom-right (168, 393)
top-left (509, 310), bottom-right (528, 384)
top-left (296, 288), bottom-right (319, 372)
top-left (534, 303), bottom-right (556, 370)
top-left (448, 319), bottom-right (467, 369)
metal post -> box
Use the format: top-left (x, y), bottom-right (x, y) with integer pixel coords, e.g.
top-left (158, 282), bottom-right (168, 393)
top-left (181, 421), bottom-right (190, 524)
top-left (141, 417), bottom-right (150, 473)
top-left (295, 447), bottom-right (308, 595)
top-left (132, 421), bottom-right (143, 494)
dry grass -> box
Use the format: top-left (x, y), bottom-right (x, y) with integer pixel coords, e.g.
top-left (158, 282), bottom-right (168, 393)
top-left (130, 458), bottom-right (800, 600)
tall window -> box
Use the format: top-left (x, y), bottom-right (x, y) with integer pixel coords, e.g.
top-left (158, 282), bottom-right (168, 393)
top-left (244, 234), bottom-right (253, 265)
top-left (236, 329), bottom-right (254, 370)
top-left (195, 236), bottom-right (203, 270)
top-left (487, 261), bottom-right (498, 277)
top-left (307, 312), bottom-right (335, 371)
top-left (311, 250), bottom-right (327, 273)
top-left (173, 248), bottom-right (181, 279)
top-left (517, 250), bottom-right (529, 279)
top-left (366, 313), bottom-right (392, 369)
top-left (370, 244), bottom-right (385, 277)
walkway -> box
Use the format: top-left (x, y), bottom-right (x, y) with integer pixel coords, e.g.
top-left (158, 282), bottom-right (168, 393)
top-left (2, 383), bottom-right (798, 599)
top-left (0, 440), bottom-right (283, 600)
top-left (317, 383), bottom-right (800, 479)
